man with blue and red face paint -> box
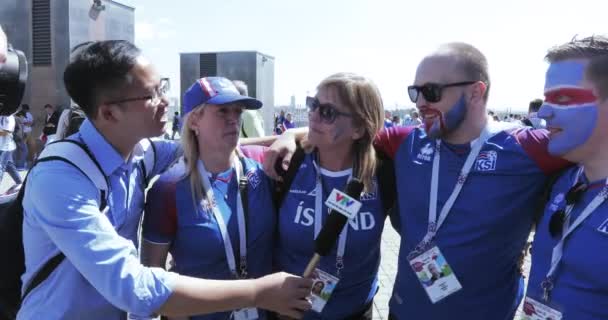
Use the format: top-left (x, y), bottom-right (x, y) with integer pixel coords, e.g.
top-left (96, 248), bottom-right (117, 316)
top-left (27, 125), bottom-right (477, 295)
top-left (524, 36), bottom-right (608, 320)
top-left (371, 42), bottom-right (571, 320)
top-left (262, 42), bottom-right (570, 320)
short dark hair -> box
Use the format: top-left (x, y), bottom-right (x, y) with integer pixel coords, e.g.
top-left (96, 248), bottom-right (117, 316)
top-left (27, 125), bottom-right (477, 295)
top-left (63, 40), bottom-right (142, 118)
top-left (586, 55), bottom-right (608, 101)
top-left (21, 104), bottom-right (29, 111)
top-left (529, 98), bottom-right (543, 112)
top-left (44, 104), bottom-right (53, 109)
top-left (439, 42), bottom-right (491, 101)
top-left (545, 35), bottom-right (608, 62)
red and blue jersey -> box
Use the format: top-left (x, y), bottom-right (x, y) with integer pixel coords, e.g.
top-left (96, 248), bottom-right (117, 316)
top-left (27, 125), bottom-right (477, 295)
top-left (374, 123), bottom-right (569, 320)
top-left (527, 166), bottom-right (608, 319)
top-left (142, 156), bottom-right (275, 320)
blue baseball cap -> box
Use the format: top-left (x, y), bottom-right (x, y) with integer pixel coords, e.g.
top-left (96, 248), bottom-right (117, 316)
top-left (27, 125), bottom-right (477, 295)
top-left (183, 77), bottom-right (262, 115)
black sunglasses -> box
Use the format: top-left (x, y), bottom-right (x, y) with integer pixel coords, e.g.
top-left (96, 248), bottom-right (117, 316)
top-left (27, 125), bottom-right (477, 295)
top-left (548, 182), bottom-right (588, 238)
top-left (407, 81), bottom-right (477, 103)
top-left (306, 96), bottom-right (352, 124)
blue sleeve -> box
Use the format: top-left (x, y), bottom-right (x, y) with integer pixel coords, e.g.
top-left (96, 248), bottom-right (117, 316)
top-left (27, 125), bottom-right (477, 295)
top-left (25, 164), bottom-right (178, 315)
top-left (150, 139), bottom-right (182, 176)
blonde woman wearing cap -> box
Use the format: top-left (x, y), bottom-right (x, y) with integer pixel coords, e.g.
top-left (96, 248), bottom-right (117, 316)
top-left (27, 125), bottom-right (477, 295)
top-left (141, 77), bottom-right (304, 320)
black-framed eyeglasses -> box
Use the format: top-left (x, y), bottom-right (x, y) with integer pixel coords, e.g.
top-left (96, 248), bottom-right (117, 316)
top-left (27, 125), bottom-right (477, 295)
top-left (407, 81), bottom-right (477, 103)
top-left (549, 182), bottom-right (588, 238)
top-left (306, 96), bottom-right (352, 124)
top-left (105, 78), bottom-right (170, 106)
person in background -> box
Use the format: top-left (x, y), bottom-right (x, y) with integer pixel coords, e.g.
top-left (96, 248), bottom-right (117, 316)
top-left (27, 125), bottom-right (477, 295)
top-left (17, 104), bottom-right (35, 168)
top-left (522, 98), bottom-right (546, 129)
top-left (525, 36), bottom-right (608, 320)
top-left (42, 103), bottom-right (60, 145)
top-left (234, 80), bottom-right (265, 138)
top-left (13, 108), bottom-right (28, 170)
top-left (383, 110), bottom-right (393, 128)
top-left (409, 111), bottom-right (422, 126)
top-left (283, 112), bottom-right (295, 130)
top-left (0, 115), bottom-right (23, 193)
top-left (171, 111), bottom-right (180, 140)
top-left (392, 115), bottom-right (401, 126)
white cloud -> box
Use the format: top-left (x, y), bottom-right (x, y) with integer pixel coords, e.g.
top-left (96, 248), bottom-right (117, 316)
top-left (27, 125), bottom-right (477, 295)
top-left (158, 17), bottom-right (172, 25)
top-left (135, 22), bottom-right (156, 40)
top-left (135, 19), bottom-right (175, 41)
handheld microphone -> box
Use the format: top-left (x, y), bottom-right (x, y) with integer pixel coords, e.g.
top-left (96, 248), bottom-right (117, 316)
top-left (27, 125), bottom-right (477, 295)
top-left (303, 179), bottom-right (364, 277)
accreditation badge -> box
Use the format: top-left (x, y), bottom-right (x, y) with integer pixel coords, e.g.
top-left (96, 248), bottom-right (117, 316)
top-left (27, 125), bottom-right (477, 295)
top-left (232, 307), bottom-right (259, 320)
top-left (309, 268), bottom-right (340, 313)
top-left (408, 245), bottom-right (462, 303)
top-left (519, 296), bottom-right (563, 320)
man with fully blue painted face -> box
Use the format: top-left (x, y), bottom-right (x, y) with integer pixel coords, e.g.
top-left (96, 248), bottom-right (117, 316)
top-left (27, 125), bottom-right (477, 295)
top-left (524, 36), bottom-right (608, 320)
top-left (371, 43), bottom-right (570, 320)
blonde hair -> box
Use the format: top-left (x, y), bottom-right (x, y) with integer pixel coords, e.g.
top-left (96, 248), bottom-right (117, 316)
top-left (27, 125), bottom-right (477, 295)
top-left (180, 105), bottom-right (206, 205)
top-left (305, 72), bottom-right (384, 192)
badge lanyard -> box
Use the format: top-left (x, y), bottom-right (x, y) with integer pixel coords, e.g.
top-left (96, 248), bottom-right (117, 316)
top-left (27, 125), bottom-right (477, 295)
top-left (313, 159), bottom-right (351, 277)
top-left (198, 157), bottom-right (248, 279)
top-left (542, 168), bottom-right (608, 302)
top-left (409, 127), bottom-right (491, 258)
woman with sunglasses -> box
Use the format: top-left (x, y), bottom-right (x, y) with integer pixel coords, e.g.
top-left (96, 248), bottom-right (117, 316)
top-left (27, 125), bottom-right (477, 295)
top-left (140, 77), bottom-right (311, 320)
top-left (268, 73), bottom-right (396, 320)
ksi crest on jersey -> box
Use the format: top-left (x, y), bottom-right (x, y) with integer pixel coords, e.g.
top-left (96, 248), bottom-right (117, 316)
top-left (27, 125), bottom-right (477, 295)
top-left (475, 150), bottom-right (497, 172)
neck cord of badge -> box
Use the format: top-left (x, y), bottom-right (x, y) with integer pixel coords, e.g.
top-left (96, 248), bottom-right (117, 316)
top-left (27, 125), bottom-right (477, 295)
top-left (197, 155), bottom-right (248, 279)
top-left (409, 125), bottom-right (491, 258)
top-left (303, 152), bottom-right (364, 277)
top-left (542, 167), bottom-right (608, 303)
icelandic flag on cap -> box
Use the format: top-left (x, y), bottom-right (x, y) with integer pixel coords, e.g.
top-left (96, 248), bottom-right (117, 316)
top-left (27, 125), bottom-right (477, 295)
top-left (198, 77), bottom-right (240, 97)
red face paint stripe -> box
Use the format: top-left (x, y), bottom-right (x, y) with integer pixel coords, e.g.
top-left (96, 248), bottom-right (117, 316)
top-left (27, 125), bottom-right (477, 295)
top-left (544, 88), bottom-right (597, 105)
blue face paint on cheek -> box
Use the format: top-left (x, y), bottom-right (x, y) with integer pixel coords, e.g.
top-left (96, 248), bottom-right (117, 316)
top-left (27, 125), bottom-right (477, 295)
top-left (539, 103), bottom-right (598, 156)
top-left (427, 95), bottom-right (467, 139)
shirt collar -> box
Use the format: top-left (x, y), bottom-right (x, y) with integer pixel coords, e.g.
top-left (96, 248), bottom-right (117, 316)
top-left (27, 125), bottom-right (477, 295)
top-left (78, 119), bottom-right (132, 176)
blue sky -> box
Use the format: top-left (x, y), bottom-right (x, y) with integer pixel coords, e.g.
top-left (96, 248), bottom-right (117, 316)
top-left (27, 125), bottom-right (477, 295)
top-left (124, 0), bottom-right (607, 111)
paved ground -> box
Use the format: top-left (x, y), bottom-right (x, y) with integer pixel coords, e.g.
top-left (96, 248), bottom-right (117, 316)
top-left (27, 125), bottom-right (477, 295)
top-left (0, 169), bottom-right (26, 194)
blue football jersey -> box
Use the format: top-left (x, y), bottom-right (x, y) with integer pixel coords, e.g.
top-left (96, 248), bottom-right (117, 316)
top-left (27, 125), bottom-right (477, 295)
top-left (275, 153), bottom-right (387, 319)
top-left (374, 123), bottom-right (569, 320)
top-left (143, 157), bottom-right (275, 320)
top-left (528, 166), bottom-right (608, 320)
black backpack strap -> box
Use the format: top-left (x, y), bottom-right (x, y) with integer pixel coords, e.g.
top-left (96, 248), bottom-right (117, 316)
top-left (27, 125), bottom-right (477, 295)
top-left (21, 253), bottom-right (65, 299)
top-left (237, 156), bottom-right (249, 277)
top-left (273, 141), bottom-right (307, 209)
top-left (375, 148), bottom-right (396, 216)
top-left (238, 157), bottom-right (250, 224)
top-left (533, 169), bottom-right (568, 227)
top-left (21, 140), bottom-right (109, 300)
top-left (135, 138), bottom-right (157, 188)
